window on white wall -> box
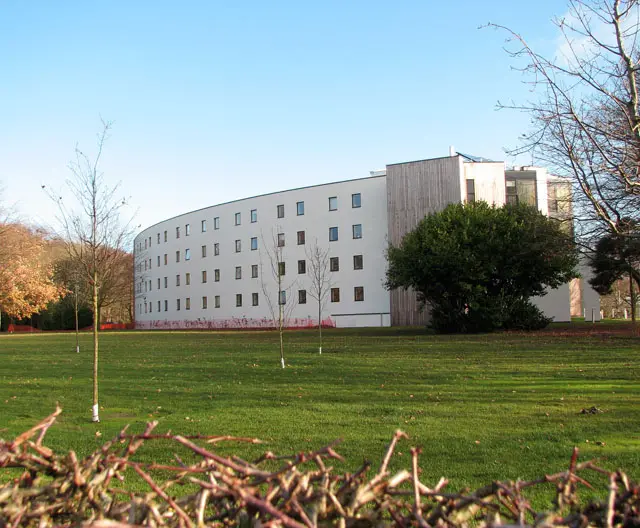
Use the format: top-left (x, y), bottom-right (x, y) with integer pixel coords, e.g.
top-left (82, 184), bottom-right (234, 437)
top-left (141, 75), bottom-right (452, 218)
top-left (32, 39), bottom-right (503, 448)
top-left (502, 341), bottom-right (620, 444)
top-left (277, 233), bottom-right (285, 247)
top-left (353, 254), bottom-right (363, 270)
top-left (176, 226), bottom-right (180, 239)
top-left (176, 274), bottom-right (180, 286)
top-left (214, 243), bottom-right (219, 256)
top-left (352, 224), bottom-right (362, 239)
top-left (235, 266), bottom-right (242, 279)
top-left (352, 193), bottom-right (361, 208)
top-left (251, 237), bottom-right (258, 250)
top-left (330, 257), bottom-right (339, 272)
top-left (236, 294), bottom-right (242, 307)
top-left (251, 264), bottom-right (258, 278)
top-left (186, 297), bottom-right (191, 310)
top-left (215, 295), bottom-right (220, 308)
top-left (201, 220), bottom-right (207, 232)
top-left (297, 231), bottom-right (305, 245)
top-left (214, 269), bottom-right (220, 282)
top-left (202, 296), bottom-right (208, 309)
top-left (214, 217), bottom-right (220, 230)
top-left (185, 248), bottom-right (191, 260)
top-left (202, 270), bottom-right (207, 283)
top-left (277, 204), bottom-right (285, 218)
top-left (251, 209), bottom-right (257, 223)
top-left (329, 227), bottom-right (338, 241)
top-left (185, 224), bottom-right (191, 236)
top-left (235, 212), bottom-right (241, 226)
top-left (329, 196), bottom-right (337, 211)
top-left (252, 292), bottom-right (259, 306)
top-left (298, 290), bottom-right (307, 304)
top-left (202, 245), bottom-right (207, 258)
top-left (331, 288), bottom-right (340, 302)
top-left (235, 239), bottom-right (241, 252)
top-left (176, 250), bottom-right (180, 263)
top-left (354, 286), bottom-right (364, 302)
top-left (297, 201), bottom-right (304, 215)
top-left (186, 272), bottom-right (191, 285)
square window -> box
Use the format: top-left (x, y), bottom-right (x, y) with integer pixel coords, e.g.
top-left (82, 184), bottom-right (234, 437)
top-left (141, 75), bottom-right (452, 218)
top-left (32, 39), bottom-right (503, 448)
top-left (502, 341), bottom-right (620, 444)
top-left (329, 227), bottom-right (338, 241)
top-left (235, 239), bottom-right (241, 252)
top-left (202, 245), bottom-right (207, 258)
top-left (329, 196), bottom-right (337, 211)
top-left (186, 297), bottom-right (191, 310)
top-left (185, 224), bottom-right (191, 236)
top-left (251, 209), bottom-right (257, 223)
top-left (186, 272), bottom-right (191, 285)
top-left (277, 233), bottom-right (285, 247)
top-left (298, 259), bottom-right (306, 274)
top-left (202, 296), bottom-right (208, 309)
top-left (214, 217), bottom-right (220, 230)
top-left (251, 237), bottom-right (258, 250)
top-left (164, 230), bottom-right (168, 242)
top-left (235, 266), bottom-right (242, 279)
top-left (202, 270), bottom-right (207, 283)
top-left (164, 300), bottom-right (168, 311)
top-left (277, 204), bottom-right (285, 218)
top-left (236, 294), bottom-right (242, 307)
top-left (252, 292), bottom-right (259, 306)
top-left (235, 212), bottom-right (241, 226)
top-left (214, 269), bottom-right (220, 282)
top-left (164, 253), bottom-right (168, 265)
top-left (176, 226), bottom-right (180, 239)
top-left (331, 288), bottom-right (340, 302)
top-left (176, 250), bottom-right (180, 263)
top-left (214, 243), bottom-right (220, 256)
top-left (354, 286), bottom-right (364, 302)
top-left (297, 230), bottom-right (305, 245)
top-left (215, 295), bottom-right (220, 308)
top-left (352, 224), bottom-right (362, 239)
top-left (279, 290), bottom-right (286, 305)
top-left (330, 257), bottom-right (339, 272)
top-left (251, 264), bottom-right (258, 278)
top-left (176, 274), bottom-right (181, 287)
top-left (352, 193), bottom-right (361, 208)
top-left (176, 298), bottom-right (181, 311)
top-left (201, 219), bottom-right (207, 232)
top-left (164, 276), bottom-right (168, 288)
top-left (185, 248), bottom-right (191, 260)
top-left (278, 262), bottom-right (285, 276)
top-left (353, 254), bottom-right (363, 270)
top-left (298, 290), bottom-right (307, 304)
top-left (297, 201), bottom-right (304, 215)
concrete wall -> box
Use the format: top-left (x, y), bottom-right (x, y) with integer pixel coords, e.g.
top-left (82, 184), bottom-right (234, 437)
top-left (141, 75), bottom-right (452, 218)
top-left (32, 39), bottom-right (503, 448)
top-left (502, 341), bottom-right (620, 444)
top-left (134, 176), bottom-right (390, 329)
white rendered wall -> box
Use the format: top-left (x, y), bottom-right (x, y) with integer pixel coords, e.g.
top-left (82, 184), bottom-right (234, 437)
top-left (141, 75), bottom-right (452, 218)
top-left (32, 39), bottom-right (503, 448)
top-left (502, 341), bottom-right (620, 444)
top-left (134, 176), bottom-right (390, 329)
top-left (463, 162), bottom-right (506, 204)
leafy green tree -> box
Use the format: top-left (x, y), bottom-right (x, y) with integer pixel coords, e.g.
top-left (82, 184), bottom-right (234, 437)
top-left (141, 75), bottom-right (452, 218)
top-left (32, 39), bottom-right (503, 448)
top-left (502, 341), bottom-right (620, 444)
top-left (386, 202), bottom-right (579, 333)
top-left (589, 225), bottom-right (640, 322)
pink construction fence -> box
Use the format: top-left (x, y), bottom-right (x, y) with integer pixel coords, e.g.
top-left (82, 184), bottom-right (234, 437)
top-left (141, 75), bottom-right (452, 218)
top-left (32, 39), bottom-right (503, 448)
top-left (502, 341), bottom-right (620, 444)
top-left (135, 317), bottom-right (336, 331)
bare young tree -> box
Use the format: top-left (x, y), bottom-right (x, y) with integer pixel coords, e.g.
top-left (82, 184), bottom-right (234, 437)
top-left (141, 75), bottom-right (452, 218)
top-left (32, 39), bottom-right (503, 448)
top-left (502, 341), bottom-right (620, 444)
top-left (259, 228), bottom-right (298, 368)
top-left (305, 239), bottom-right (332, 354)
top-left (490, 0), bottom-right (640, 251)
top-left (45, 119), bottom-right (134, 422)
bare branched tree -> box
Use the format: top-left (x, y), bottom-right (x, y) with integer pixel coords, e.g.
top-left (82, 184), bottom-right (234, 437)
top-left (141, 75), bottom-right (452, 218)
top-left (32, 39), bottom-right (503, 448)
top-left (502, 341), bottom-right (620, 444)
top-left (44, 119), bottom-right (135, 422)
top-left (489, 0), bottom-right (640, 251)
top-left (305, 239), bottom-right (332, 354)
top-left (259, 228), bottom-right (298, 368)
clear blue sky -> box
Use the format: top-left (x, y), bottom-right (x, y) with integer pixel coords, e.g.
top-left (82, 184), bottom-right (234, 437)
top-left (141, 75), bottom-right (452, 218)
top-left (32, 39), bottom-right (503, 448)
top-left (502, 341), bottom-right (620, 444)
top-left (0, 1), bottom-right (565, 232)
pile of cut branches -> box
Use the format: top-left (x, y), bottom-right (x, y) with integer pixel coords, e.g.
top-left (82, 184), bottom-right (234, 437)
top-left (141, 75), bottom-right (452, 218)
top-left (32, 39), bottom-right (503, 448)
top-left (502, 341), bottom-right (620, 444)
top-left (1, 407), bottom-right (639, 527)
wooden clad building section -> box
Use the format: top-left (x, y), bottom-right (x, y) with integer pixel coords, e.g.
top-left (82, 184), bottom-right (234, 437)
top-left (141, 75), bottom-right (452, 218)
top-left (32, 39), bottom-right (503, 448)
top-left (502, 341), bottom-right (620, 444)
top-left (386, 156), bottom-right (464, 326)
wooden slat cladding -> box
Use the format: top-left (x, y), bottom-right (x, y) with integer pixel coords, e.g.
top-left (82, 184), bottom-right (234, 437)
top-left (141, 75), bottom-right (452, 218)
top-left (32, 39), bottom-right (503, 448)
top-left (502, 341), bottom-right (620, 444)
top-left (386, 156), bottom-right (463, 326)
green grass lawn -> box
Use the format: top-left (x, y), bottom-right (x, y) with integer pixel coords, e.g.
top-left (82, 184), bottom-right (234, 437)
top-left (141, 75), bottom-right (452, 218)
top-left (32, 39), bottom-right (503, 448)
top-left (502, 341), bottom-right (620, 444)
top-left (1, 326), bottom-right (639, 496)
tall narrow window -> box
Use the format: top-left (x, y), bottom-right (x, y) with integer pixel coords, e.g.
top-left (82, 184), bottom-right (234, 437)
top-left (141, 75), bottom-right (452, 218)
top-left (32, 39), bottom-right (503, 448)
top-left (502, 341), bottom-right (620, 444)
top-left (185, 297), bottom-right (191, 310)
top-left (298, 259), bottom-right (306, 274)
top-left (157, 300), bottom-right (161, 312)
top-left (331, 288), bottom-right (340, 302)
top-left (202, 245), bottom-right (207, 258)
top-left (215, 295), bottom-right (220, 308)
top-left (157, 277), bottom-right (161, 289)
top-left (164, 230), bottom-right (167, 242)
top-left (157, 233), bottom-right (161, 244)
top-left (164, 276), bottom-right (168, 288)
top-left (164, 254), bottom-right (168, 265)
top-left (329, 227), bottom-right (338, 241)
top-left (185, 224), bottom-right (191, 236)
top-left (202, 270), bottom-right (207, 283)
top-left (214, 243), bottom-right (220, 256)
top-left (252, 292), bottom-right (259, 306)
top-left (176, 298), bottom-right (181, 311)
top-left (202, 296), bottom-right (208, 309)
top-left (235, 212), bottom-right (241, 226)
top-left (176, 250), bottom-right (180, 263)
top-left (235, 266), bottom-right (242, 279)
top-left (278, 262), bottom-right (285, 276)
top-left (251, 264), bottom-right (258, 278)
top-left (164, 300), bottom-right (168, 311)
top-left (277, 233), bottom-right (285, 247)
top-left (186, 272), bottom-right (191, 285)
top-left (297, 201), bottom-right (305, 215)
top-left (251, 237), bottom-right (258, 250)
top-left (201, 219), bottom-right (207, 232)
top-left (353, 254), bottom-right (363, 270)
top-left (176, 274), bottom-right (180, 287)
top-left (235, 239), bottom-right (241, 252)
top-left (298, 290), bottom-right (307, 304)
top-left (354, 286), bottom-right (364, 302)
top-left (236, 294), bottom-right (242, 307)
top-left (352, 193), bottom-right (361, 208)
top-left (352, 224), bottom-right (362, 239)
top-left (214, 269), bottom-right (220, 282)
top-left (214, 217), bottom-right (220, 230)
top-left (329, 196), bottom-right (338, 211)
top-left (157, 255), bottom-right (161, 267)
top-left (251, 209), bottom-right (257, 223)
top-left (176, 226), bottom-right (180, 239)
top-left (277, 204), bottom-right (285, 218)
top-left (330, 257), bottom-right (339, 272)
top-left (466, 179), bottom-right (476, 203)
top-left (185, 248), bottom-right (191, 260)
top-left (279, 291), bottom-right (286, 305)
top-left (297, 230), bottom-right (305, 245)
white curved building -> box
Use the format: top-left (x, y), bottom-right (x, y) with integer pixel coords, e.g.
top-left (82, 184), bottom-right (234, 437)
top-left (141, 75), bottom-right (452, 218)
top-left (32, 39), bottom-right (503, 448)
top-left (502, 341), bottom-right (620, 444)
top-left (134, 153), bottom-right (599, 329)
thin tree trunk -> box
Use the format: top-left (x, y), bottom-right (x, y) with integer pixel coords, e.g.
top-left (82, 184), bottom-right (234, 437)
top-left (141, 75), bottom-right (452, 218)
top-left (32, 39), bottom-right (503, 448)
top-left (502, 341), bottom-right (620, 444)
top-left (318, 301), bottom-right (322, 354)
top-left (75, 283), bottom-right (79, 353)
top-left (631, 276), bottom-right (637, 324)
top-left (279, 302), bottom-right (285, 368)
top-left (92, 268), bottom-right (100, 422)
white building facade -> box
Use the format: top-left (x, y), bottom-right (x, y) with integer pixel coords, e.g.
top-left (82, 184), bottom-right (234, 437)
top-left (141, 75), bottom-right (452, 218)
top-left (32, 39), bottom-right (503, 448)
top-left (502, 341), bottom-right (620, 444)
top-left (134, 153), bottom-right (598, 329)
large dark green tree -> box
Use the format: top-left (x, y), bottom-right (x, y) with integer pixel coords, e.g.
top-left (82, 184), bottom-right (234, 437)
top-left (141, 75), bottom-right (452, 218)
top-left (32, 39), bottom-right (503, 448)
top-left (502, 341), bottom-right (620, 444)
top-left (386, 202), bottom-right (579, 333)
